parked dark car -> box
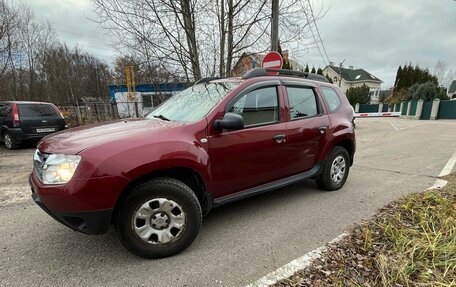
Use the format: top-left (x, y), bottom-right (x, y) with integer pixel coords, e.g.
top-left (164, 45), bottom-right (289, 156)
top-left (0, 101), bottom-right (66, 149)
top-left (30, 68), bottom-right (356, 259)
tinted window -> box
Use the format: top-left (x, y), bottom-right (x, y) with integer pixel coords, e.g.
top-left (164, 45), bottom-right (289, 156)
top-left (0, 104), bottom-right (9, 118)
top-left (229, 87), bottom-right (279, 126)
top-left (286, 87), bottom-right (318, 119)
top-left (18, 104), bottom-right (59, 117)
top-left (321, 86), bottom-right (341, 112)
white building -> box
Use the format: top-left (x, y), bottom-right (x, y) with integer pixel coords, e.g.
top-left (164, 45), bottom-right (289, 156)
top-left (323, 65), bottom-right (383, 104)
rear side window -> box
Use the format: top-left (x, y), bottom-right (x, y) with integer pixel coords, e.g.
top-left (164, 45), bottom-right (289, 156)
top-left (286, 87), bottom-right (318, 119)
top-left (18, 104), bottom-right (59, 117)
top-left (321, 86), bottom-right (341, 112)
top-left (0, 104), bottom-right (11, 118)
top-left (229, 87), bottom-right (279, 127)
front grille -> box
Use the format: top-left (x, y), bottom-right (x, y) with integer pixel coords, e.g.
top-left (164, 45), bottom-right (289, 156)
top-left (33, 150), bottom-right (49, 181)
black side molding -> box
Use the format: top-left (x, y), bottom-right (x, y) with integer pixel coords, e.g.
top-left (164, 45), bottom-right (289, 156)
top-left (213, 161), bottom-right (324, 206)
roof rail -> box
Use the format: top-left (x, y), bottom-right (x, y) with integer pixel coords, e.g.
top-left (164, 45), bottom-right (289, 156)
top-left (242, 68), bottom-right (329, 83)
top-left (194, 76), bottom-right (226, 85)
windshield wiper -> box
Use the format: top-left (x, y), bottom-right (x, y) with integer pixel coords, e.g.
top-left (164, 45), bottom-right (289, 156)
top-left (153, 114), bottom-right (170, 121)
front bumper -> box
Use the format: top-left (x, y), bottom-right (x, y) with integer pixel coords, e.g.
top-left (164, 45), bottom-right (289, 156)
top-left (29, 173), bottom-right (129, 234)
top-left (31, 192), bottom-right (112, 234)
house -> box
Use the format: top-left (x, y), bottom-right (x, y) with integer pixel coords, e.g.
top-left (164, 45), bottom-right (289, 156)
top-left (322, 65), bottom-right (383, 103)
top-left (448, 80), bottom-right (456, 100)
top-left (231, 52), bottom-right (305, 77)
top-left (108, 83), bottom-right (191, 117)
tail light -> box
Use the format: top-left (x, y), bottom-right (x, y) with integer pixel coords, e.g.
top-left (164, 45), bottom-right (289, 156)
top-left (12, 103), bottom-right (20, 127)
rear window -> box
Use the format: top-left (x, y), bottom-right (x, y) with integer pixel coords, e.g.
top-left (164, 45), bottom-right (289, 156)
top-left (18, 104), bottom-right (59, 117)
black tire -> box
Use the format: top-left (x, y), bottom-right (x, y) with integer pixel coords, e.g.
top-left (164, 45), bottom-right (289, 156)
top-left (3, 132), bottom-right (20, 150)
top-left (115, 177), bottom-right (202, 259)
top-left (316, 146), bottom-right (350, 191)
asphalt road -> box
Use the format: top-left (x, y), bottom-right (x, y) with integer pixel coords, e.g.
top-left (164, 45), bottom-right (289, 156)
top-left (1, 118), bottom-right (455, 286)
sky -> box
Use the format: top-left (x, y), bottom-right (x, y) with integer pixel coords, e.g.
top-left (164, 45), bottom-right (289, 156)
top-left (18, 0), bottom-right (456, 89)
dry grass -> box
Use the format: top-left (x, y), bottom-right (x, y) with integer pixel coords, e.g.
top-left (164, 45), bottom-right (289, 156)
top-left (274, 173), bottom-right (456, 287)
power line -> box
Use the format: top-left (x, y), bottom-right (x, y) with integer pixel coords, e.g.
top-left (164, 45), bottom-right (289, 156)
top-left (307, 0), bottom-right (330, 64)
top-left (301, 1), bottom-right (327, 66)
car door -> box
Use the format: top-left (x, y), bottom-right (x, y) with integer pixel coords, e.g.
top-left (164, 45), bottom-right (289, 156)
top-left (284, 83), bottom-right (330, 174)
top-left (208, 84), bottom-right (289, 198)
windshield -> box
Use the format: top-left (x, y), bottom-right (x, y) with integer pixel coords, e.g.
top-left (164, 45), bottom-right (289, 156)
top-left (146, 82), bottom-right (239, 122)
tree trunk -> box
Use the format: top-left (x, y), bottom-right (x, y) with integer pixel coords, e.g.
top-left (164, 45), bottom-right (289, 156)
top-left (181, 0), bottom-right (201, 80)
top-left (225, 0), bottom-right (233, 77)
top-left (218, 0), bottom-right (226, 76)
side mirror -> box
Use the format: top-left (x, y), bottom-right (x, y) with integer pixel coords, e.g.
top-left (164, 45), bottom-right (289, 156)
top-left (214, 112), bottom-right (244, 130)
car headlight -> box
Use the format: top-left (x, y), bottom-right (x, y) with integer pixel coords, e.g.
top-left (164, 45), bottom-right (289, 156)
top-left (42, 154), bottom-right (81, 185)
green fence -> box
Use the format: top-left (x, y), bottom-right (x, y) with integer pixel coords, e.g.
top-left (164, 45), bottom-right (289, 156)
top-left (401, 102), bottom-right (408, 115)
top-left (410, 101), bottom-right (418, 115)
top-left (420, 101), bottom-right (433, 120)
top-left (437, 100), bottom-right (456, 119)
top-left (359, 104), bottom-right (379, 113)
top-left (395, 104), bottom-right (401, 112)
top-left (382, 104), bottom-right (389, 112)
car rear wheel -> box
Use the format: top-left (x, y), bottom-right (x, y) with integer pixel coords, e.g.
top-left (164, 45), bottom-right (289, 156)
top-left (316, 146), bottom-right (350, 191)
top-left (115, 177), bottom-right (202, 259)
top-left (3, 132), bottom-right (20, 150)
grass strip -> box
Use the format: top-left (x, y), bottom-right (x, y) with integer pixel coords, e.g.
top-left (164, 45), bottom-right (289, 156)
top-left (274, 174), bottom-right (456, 287)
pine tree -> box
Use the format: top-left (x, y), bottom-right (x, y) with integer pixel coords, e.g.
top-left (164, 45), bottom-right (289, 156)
top-left (311, 67), bottom-right (316, 74)
top-left (316, 68), bottom-right (323, 75)
top-left (394, 65), bottom-right (402, 89)
top-left (304, 64), bottom-right (309, 73)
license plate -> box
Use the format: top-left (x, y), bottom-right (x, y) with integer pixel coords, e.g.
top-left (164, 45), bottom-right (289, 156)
top-left (36, 128), bottom-right (56, 133)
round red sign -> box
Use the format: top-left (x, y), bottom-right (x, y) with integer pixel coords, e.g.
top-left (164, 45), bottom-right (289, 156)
top-left (261, 51), bottom-right (283, 75)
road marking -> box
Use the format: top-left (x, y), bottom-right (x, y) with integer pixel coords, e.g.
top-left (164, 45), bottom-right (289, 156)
top-left (389, 122), bottom-right (426, 131)
top-left (389, 122), bottom-right (399, 131)
top-left (439, 149), bottom-right (456, 177)
top-left (427, 179), bottom-right (448, 190)
top-left (246, 233), bottom-right (348, 287)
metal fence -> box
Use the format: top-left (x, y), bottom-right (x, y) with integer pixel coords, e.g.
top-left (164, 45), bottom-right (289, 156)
top-left (58, 101), bottom-right (155, 127)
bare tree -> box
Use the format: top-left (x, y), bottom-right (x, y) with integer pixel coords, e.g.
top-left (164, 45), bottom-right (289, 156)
top-left (18, 5), bottom-right (56, 101)
top-left (0, 0), bottom-right (19, 79)
top-left (434, 60), bottom-right (456, 89)
top-left (91, 0), bottom-right (325, 80)
top-left (91, 0), bottom-right (203, 81)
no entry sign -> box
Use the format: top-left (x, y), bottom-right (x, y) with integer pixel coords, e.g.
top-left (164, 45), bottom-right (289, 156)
top-left (261, 51), bottom-right (283, 75)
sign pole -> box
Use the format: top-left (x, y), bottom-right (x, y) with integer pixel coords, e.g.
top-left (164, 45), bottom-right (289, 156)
top-left (271, 0), bottom-right (279, 51)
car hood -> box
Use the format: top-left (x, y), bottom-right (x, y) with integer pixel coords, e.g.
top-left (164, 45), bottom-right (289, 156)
top-left (38, 118), bottom-right (184, 155)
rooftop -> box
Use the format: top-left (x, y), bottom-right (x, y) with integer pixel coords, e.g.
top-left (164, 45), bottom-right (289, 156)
top-left (327, 65), bottom-right (382, 83)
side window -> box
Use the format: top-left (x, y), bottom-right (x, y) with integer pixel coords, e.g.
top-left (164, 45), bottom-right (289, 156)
top-left (0, 104), bottom-right (10, 119)
top-left (229, 87), bottom-right (279, 127)
top-left (286, 87), bottom-right (318, 119)
top-left (321, 86), bottom-right (341, 112)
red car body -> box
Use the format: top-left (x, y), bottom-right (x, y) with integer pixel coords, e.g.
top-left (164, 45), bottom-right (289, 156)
top-left (30, 74), bottom-right (355, 235)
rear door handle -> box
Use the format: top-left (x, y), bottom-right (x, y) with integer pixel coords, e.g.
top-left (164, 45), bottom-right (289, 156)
top-left (272, 134), bottom-right (286, 143)
top-left (318, 126), bottom-right (328, 134)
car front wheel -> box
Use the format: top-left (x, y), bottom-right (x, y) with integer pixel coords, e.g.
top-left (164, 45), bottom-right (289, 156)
top-left (316, 146), bottom-right (350, 191)
top-left (115, 177), bottom-right (202, 259)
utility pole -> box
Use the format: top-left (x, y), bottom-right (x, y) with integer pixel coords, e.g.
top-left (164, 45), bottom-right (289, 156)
top-left (338, 59), bottom-right (345, 88)
top-left (271, 0), bottom-right (279, 51)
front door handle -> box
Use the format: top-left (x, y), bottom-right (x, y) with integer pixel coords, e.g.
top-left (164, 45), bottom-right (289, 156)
top-left (272, 134), bottom-right (286, 143)
top-left (318, 126), bottom-right (328, 134)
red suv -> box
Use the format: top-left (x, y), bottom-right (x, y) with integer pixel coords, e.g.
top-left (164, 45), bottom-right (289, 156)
top-left (30, 68), bottom-right (355, 259)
